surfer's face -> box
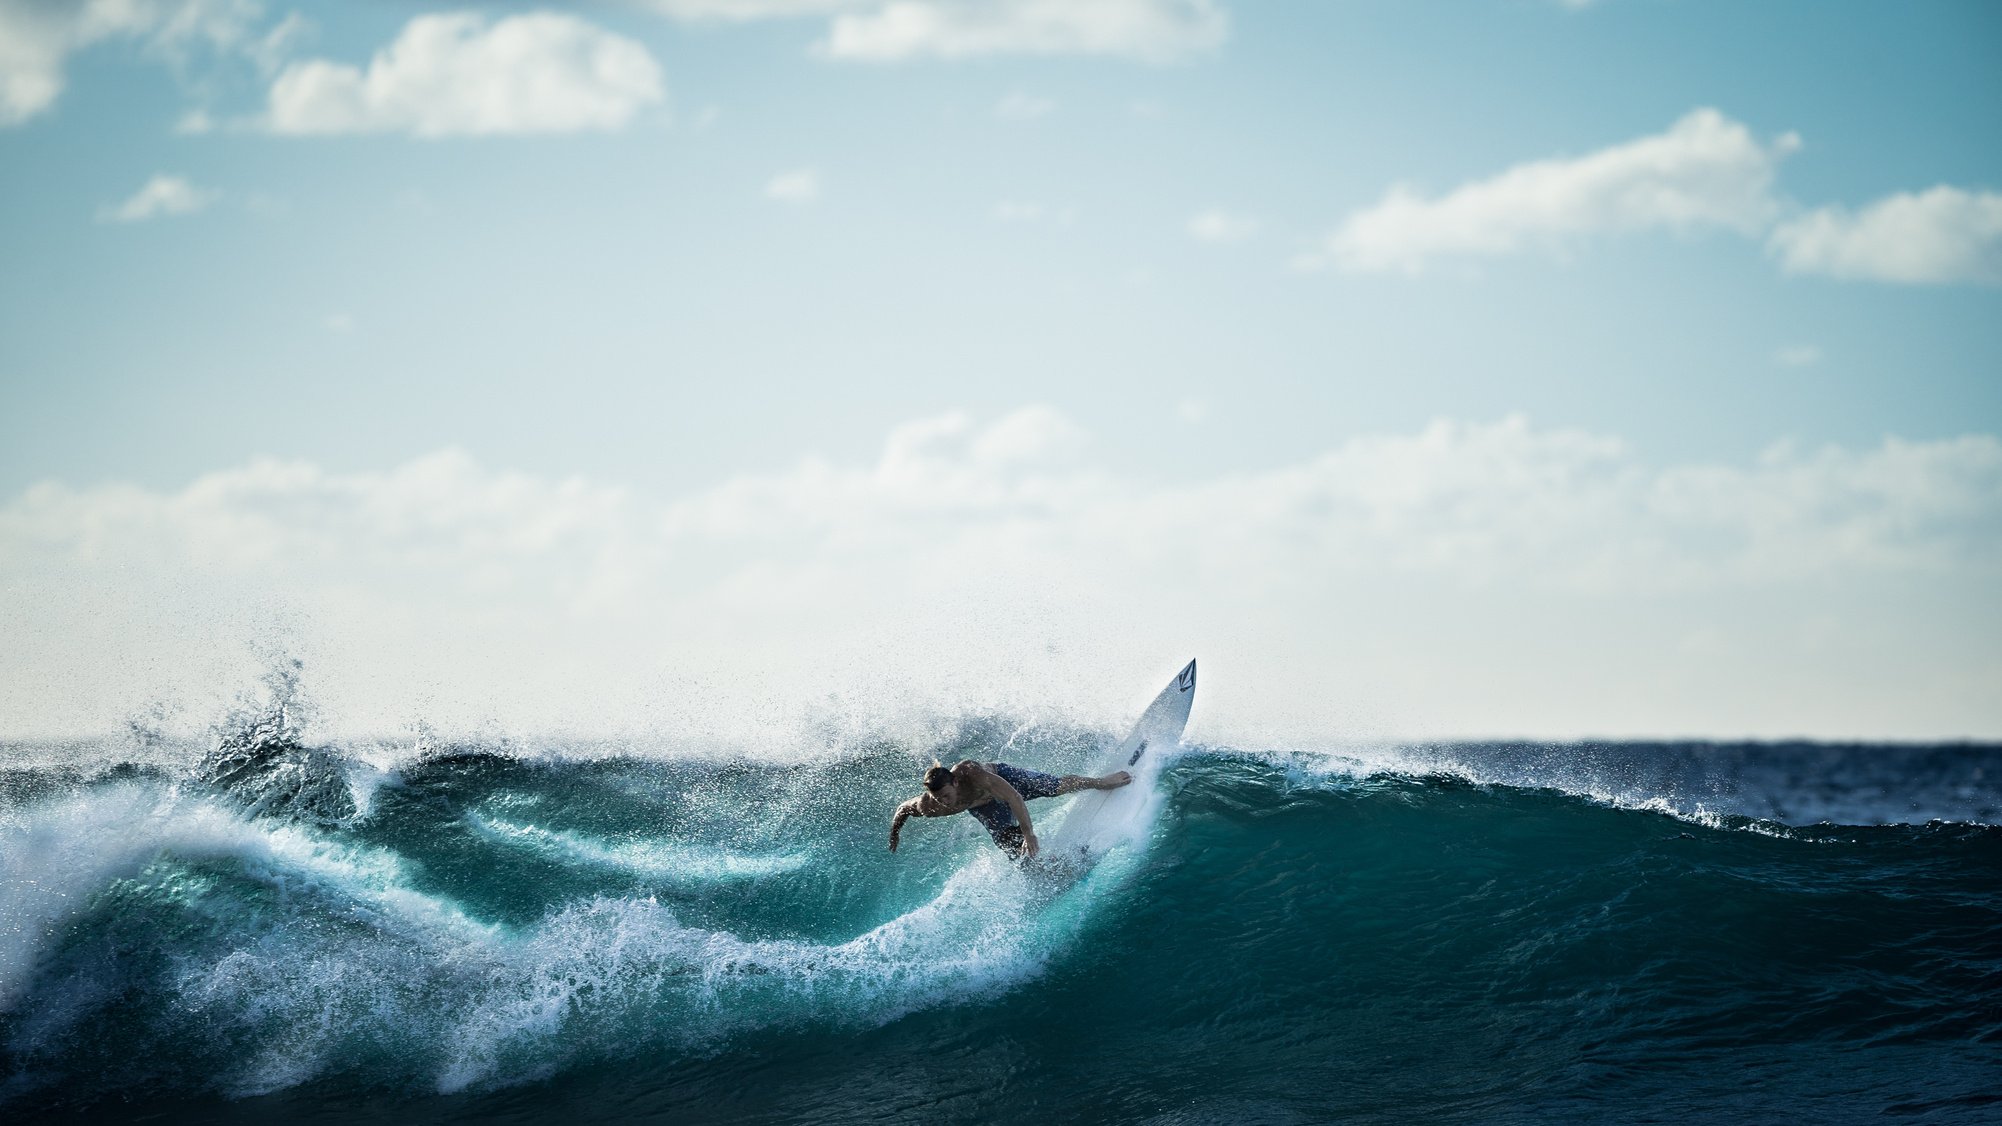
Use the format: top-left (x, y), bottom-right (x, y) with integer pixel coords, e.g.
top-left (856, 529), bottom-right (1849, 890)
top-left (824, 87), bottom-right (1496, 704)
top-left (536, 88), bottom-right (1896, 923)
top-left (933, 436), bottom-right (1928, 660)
top-left (929, 777), bottom-right (959, 803)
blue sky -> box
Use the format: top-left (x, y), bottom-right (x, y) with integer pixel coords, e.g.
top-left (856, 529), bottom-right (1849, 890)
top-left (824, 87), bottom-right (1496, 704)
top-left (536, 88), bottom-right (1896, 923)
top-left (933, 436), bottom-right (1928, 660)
top-left (2, 0), bottom-right (1999, 741)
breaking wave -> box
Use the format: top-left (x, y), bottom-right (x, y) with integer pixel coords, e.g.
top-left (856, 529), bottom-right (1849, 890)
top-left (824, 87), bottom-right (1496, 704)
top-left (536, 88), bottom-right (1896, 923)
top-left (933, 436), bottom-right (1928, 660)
top-left (2, 696), bottom-right (1998, 1122)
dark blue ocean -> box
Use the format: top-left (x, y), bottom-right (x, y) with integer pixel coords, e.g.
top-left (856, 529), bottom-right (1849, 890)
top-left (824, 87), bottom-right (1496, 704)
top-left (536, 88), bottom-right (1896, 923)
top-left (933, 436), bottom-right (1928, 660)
top-left (3, 702), bottom-right (1999, 1123)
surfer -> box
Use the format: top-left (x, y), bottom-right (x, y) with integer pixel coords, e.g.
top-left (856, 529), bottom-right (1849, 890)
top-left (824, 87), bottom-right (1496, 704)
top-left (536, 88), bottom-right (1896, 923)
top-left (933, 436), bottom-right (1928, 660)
top-left (888, 761), bottom-right (1132, 860)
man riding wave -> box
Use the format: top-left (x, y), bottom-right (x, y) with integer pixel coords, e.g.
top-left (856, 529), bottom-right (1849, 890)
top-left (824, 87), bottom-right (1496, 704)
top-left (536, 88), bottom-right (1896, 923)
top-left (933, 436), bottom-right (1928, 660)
top-left (888, 760), bottom-right (1132, 861)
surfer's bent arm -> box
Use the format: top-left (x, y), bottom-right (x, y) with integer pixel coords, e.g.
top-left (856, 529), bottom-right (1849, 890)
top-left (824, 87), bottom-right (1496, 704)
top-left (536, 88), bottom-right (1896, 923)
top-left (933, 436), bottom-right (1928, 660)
top-left (986, 775), bottom-right (1038, 855)
top-left (888, 799), bottom-right (920, 852)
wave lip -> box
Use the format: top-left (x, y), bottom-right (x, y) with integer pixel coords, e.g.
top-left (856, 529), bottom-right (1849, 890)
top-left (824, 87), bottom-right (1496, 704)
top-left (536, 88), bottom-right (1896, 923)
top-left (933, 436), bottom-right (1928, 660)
top-left (1241, 738), bottom-right (2002, 828)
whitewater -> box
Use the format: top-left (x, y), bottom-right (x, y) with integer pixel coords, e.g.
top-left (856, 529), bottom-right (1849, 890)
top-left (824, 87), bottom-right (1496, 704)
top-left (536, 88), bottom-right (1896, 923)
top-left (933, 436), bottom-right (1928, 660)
top-left (2, 677), bottom-right (1998, 1123)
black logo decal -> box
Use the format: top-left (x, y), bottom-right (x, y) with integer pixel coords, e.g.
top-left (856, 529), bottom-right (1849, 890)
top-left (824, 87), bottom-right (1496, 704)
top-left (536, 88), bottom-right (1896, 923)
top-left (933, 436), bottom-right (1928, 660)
top-left (1177, 663), bottom-right (1195, 692)
top-left (1127, 739), bottom-right (1147, 766)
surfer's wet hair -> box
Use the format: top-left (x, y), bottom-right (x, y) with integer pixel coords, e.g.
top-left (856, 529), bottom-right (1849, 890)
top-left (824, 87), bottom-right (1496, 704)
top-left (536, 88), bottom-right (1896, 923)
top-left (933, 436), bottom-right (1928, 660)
top-left (922, 765), bottom-right (954, 793)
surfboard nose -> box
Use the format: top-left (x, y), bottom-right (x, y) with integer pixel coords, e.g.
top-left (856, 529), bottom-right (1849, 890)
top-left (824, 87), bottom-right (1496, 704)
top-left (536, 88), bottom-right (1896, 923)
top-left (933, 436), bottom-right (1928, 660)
top-left (1177, 658), bottom-right (1196, 692)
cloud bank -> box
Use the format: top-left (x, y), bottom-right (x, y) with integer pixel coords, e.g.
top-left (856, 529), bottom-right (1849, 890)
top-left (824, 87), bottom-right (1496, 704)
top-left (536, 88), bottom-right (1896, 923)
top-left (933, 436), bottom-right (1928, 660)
top-left (265, 12), bottom-right (664, 137)
top-left (5, 410), bottom-right (1998, 741)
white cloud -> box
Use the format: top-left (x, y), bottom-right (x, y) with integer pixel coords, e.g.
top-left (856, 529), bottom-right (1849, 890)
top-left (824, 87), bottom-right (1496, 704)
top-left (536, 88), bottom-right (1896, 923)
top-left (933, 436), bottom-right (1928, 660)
top-left (264, 12), bottom-right (664, 137)
top-left (1187, 208), bottom-right (1257, 244)
top-left (1319, 109), bottom-right (1799, 274)
top-left (0, 0), bottom-right (271, 126)
top-left (628, 0), bottom-right (1229, 62)
top-left (765, 167), bottom-right (820, 203)
top-left (1774, 344), bottom-right (1821, 368)
top-left (1768, 185), bottom-right (2002, 285)
top-left (98, 173), bottom-right (218, 222)
top-left (634, 0), bottom-right (868, 20)
top-left (820, 0), bottom-right (1228, 62)
top-left (6, 410), bottom-right (1999, 740)
top-left (1308, 110), bottom-right (1997, 287)
top-left (993, 90), bottom-right (1054, 120)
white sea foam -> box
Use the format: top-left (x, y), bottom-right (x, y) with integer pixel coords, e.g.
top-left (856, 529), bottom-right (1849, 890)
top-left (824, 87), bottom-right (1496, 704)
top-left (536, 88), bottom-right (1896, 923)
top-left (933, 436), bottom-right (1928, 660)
top-left (0, 775), bottom-right (1163, 1096)
top-left (421, 805), bottom-right (1181, 1092)
top-left (148, 840), bottom-right (1095, 1095)
top-left (0, 782), bottom-right (488, 1014)
top-left (0, 785), bottom-right (170, 1010)
top-left (466, 813), bottom-right (811, 881)
top-left (431, 852), bottom-right (1057, 1089)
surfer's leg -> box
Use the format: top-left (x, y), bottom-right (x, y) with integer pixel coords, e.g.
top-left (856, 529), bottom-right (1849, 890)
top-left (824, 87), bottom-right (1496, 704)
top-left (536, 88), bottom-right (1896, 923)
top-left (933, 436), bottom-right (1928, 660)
top-left (1055, 771), bottom-right (1132, 794)
top-left (991, 763), bottom-right (1065, 801)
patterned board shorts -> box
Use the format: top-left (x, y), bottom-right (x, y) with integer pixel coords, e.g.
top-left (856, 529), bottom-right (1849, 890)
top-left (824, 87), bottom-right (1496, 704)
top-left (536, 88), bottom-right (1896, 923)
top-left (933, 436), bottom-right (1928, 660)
top-left (967, 762), bottom-right (1064, 854)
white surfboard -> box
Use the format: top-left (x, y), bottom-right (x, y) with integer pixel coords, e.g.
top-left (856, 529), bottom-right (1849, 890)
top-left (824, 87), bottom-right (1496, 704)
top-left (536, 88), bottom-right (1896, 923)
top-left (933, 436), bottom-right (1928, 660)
top-left (1051, 658), bottom-right (1196, 860)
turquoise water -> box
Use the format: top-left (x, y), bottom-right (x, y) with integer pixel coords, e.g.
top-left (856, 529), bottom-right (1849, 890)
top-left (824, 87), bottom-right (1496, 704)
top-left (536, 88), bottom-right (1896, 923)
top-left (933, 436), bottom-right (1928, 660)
top-left (3, 715), bottom-right (1999, 1123)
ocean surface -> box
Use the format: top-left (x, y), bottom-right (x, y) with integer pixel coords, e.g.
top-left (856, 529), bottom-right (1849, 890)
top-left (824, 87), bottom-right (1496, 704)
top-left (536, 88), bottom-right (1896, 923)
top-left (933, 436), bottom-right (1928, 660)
top-left (3, 694), bottom-right (1999, 1123)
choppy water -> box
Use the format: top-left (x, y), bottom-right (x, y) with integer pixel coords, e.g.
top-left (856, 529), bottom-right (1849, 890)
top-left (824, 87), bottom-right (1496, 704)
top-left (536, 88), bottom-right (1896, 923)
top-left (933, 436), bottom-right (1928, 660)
top-left (3, 702), bottom-right (1999, 1123)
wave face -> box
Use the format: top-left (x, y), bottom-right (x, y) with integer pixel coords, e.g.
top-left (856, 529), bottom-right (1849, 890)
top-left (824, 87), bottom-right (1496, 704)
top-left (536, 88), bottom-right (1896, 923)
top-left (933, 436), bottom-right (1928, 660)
top-left (3, 726), bottom-right (1999, 1123)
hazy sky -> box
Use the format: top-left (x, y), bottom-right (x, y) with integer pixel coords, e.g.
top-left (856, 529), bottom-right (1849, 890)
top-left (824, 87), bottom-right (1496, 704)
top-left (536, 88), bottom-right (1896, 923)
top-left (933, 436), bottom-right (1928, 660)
top-left (2, 0), bottom-right (1999, 743)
